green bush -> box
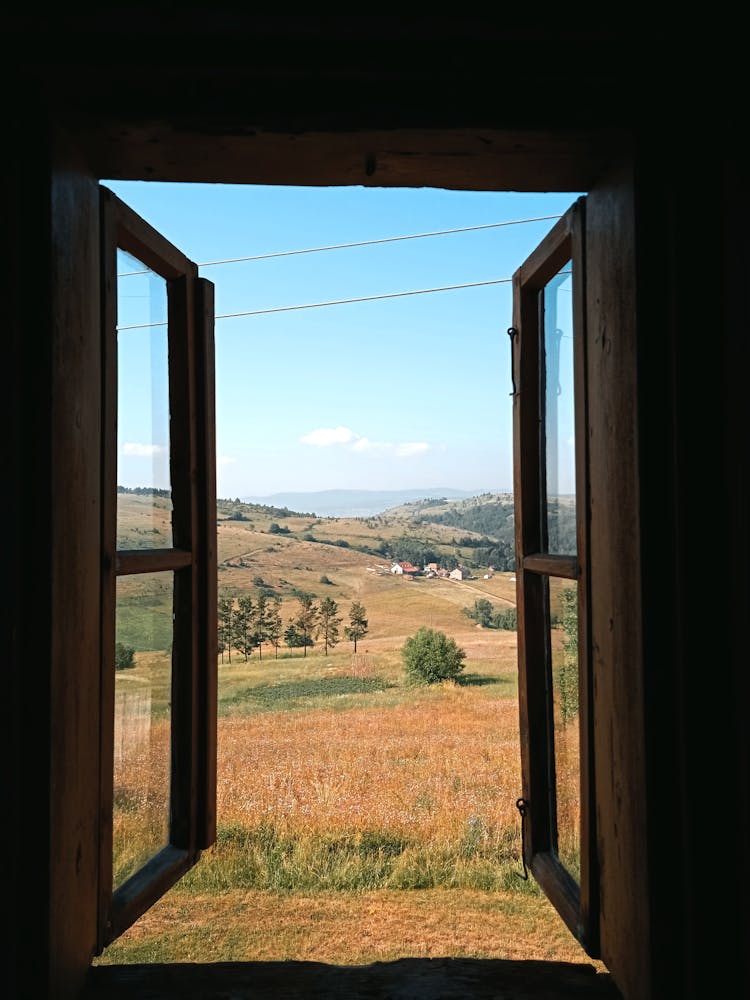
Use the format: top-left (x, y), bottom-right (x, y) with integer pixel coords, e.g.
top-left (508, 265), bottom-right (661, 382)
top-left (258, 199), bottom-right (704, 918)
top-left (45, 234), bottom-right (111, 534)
top-left (463, 598), bottom-right (495, 627)
top-left (115, 641), bottom-right (135, 671)
top-left (492, 607), bottom-right (517, 630)
top-left (402, 627), bottom-right (466, 685)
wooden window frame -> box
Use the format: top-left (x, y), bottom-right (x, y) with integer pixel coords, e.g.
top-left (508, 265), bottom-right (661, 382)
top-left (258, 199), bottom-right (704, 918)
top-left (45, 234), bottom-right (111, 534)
top-left (97, 187), bottom-right (217, 951)
top-left (511, 197), bottom-right (599, 955)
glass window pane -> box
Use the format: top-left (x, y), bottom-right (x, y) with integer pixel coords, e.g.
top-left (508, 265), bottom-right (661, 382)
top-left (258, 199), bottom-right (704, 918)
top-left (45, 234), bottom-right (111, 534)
top-left (549, 577), bottom-right (580, 881)
top-left (543, 263), bottom-right (576, 555)
top-left (116, 248), bottom-right (173, 549)
top-left (113, 571), bottom-right (174, 889)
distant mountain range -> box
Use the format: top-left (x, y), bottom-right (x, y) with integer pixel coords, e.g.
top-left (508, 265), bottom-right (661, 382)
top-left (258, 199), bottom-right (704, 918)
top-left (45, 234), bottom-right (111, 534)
top-left (241, 488), bottom-right (502, 518)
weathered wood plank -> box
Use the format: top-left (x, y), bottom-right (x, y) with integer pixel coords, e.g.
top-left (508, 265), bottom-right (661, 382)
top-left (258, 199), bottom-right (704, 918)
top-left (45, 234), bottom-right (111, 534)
top-left (79, 126), bottom-right (620, 192)
top-left (585, 163), bottom-right (649, 998)
top-left (48, 126), bottom-right (102, 997)
top-left (115, 549), bottom-right (192, 575)
top-left (107, 848), bottom-right (191, 945)
top-left (106, 188), bottom-right (193, 280)
top-left (98, 175), bottom-right (119, 957)
top-left (512, 254), bottom-right (551, 870)
top-left (522, 555), bottom-right (579, 579)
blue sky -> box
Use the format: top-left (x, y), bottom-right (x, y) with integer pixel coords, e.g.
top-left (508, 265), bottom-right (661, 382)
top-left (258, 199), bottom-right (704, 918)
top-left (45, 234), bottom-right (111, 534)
top-left (108, 181), bottom-right (581, 499)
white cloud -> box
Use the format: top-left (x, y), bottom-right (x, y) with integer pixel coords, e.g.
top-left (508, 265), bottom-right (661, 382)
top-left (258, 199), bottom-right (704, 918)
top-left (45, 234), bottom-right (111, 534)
top-left (351, 438), bottom-right (429, 458)
top-left (217, 455), bottom-right (236, 466)
top-left (395, 442), bottom-right (430, 457)
top-left (350, 436), bottom-right (377, 452)
top-left (123, 442), bottom-right (167, 457)
top-left (300, 426), bottom-right (358, 447)
top-left (300, 426), bottom-right (430, 459)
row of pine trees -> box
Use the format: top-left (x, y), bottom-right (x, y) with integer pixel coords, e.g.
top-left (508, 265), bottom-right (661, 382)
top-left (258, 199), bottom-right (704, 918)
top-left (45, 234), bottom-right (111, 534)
top-left (217, 592), bottom-right (368, 662)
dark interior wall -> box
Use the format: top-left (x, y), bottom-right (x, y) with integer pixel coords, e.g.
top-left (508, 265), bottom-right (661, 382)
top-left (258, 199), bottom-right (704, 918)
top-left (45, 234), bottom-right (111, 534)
top-left (633, 135), bottom-right (748, 998)
top-left (5, 105), bottom-right (55, 1000)
top-left (4, 15), bottom-right (747, 1000)
top-left (19, 17), bottom-right (651, 128)
top-left (12, 16), bottom-right (645, 192)
top-left (722, 159), bottom-right (749, 1000)
top-left (681, 154), bottom-right (746, 997)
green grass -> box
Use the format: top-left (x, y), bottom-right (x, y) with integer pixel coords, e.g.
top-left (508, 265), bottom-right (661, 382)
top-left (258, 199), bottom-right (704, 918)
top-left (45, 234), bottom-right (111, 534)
top-left (220, 674), bottom-right (395, 713)
top-left (178, 822), bottom-right (542, 896)
top-left (116, 574), bottom-right (174, 652)
top-left (106, 495), bottom-right (536, 963)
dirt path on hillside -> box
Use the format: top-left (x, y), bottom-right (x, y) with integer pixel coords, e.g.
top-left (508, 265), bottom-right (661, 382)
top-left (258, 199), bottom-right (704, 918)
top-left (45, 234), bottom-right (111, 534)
top-left (434, 577), bottom-right (516, 607)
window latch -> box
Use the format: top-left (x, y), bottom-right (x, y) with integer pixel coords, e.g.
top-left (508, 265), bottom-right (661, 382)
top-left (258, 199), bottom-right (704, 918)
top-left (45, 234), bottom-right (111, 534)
top-left (515, 796), bottom-right (529, 880)
top-left (507, 327), bottom-right (518, 397)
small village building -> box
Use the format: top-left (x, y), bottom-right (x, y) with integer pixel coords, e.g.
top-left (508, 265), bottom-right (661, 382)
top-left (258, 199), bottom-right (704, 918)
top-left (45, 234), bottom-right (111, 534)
top-left (391, 561), bottom-right (421, 576)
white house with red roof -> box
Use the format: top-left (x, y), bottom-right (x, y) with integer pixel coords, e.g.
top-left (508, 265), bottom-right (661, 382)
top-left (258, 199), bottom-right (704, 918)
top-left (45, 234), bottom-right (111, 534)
top-left (391, 561), bottom-right (421, 576)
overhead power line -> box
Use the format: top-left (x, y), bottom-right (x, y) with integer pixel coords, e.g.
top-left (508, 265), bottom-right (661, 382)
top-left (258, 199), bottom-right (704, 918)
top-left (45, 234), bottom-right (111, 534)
top-left (116, 215), bottom-right (562, 276)
top-left (116, 276), bottom-right (514, 330)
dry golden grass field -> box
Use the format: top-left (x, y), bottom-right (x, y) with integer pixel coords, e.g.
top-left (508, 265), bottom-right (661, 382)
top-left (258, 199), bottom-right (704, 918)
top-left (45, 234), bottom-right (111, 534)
top-left (98, 495), bottom-right (597, 970)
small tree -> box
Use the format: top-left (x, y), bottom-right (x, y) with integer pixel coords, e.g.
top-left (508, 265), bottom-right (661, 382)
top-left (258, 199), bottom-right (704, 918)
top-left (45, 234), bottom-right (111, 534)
top-left (253, 593), bottom-right (274, 660)
top-left (402, 627), bottom-right (466, 685)
top-left (463, 597), bottom-right (495, 627)
top-left (284, 623), bottom-right (312, 653)
top-left (217, 593), bottom-right (235, 663)
top-left (266, 597), bottom-right (283, 659)
top-left (344, 600), bottom-right (369, 652)
top-left (492, 607), bottom-right (517, 631)
top-left (115, 642), bottom-right (135, 671)
top-left (316, 595), bottom-right (342, 655)
top-left (234, 594), bottom-right (255, 661)
top-left (294, 594), bottom-right (318, 658)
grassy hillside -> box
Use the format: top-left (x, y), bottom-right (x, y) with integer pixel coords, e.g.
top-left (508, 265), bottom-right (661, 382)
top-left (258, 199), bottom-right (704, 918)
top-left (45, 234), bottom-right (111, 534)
top-left (102, 492), bottom-right (592, 968)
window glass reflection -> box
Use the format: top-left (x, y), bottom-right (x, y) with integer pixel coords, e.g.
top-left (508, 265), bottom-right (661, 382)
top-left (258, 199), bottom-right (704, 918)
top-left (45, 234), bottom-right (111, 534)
top-left (543, 264), bottom-right (576, 555)
top-left (116, 248), bottom-right (173, 549)
top-left (113, 571), bottom-right (173, 889)
top-left (549, 577), bottom-right (580, 881)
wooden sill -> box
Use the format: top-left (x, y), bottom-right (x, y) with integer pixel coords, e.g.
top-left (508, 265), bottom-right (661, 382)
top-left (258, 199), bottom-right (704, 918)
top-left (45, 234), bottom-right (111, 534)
top-left (84, 958), bottom-right (620, 998)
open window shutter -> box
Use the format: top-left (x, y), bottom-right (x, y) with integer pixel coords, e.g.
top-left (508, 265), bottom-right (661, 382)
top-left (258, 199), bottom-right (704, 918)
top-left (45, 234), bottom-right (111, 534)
top-left (98, 186), bottom-right (217, 950)
top-left (511, 197), bottom-right (599, 956)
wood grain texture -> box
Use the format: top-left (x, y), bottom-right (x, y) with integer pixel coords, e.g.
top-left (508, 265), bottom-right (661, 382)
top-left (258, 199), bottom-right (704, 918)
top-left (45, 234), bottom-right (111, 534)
top-left (78, 126), bottom-right (619, 192)
top-left (98, 178), bottom-right (119, 956)
top-left (107, 848), bottom-right (191, 945)
top-left (114, 549), bottom-right (193, 574)
top-left (48, 126), bottom-right (102, 997)
top-left (522, 555), bottom-right (579, 579)
top-left (585, 164), bottom-right (650, 999)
